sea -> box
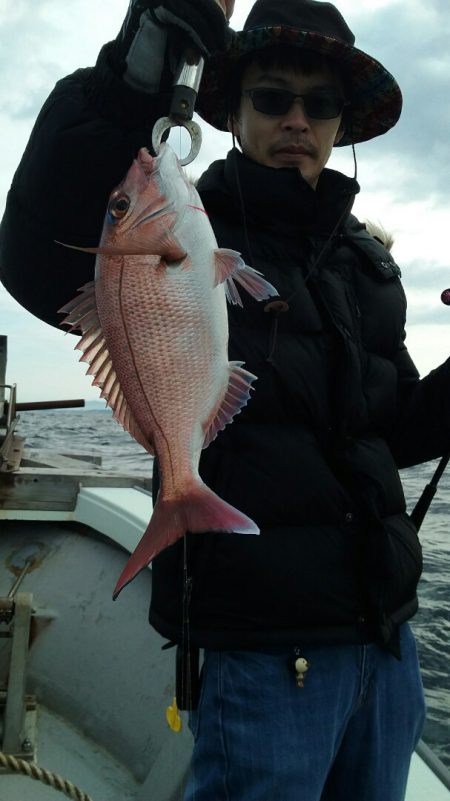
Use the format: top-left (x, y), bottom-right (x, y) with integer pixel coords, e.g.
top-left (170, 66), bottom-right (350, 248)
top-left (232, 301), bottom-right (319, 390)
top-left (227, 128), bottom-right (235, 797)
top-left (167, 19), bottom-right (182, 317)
top-left (14, 407), bottom-right (450, 770)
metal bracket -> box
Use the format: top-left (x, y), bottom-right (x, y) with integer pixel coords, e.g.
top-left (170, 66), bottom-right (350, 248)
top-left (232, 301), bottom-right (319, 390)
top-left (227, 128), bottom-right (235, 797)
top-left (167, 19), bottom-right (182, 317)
top-left (0, 592), bottom-right (36, 760)
top-left (151, 47), bottom-right (204, 165)
top-left (0, 383), bottom-right (24, 472)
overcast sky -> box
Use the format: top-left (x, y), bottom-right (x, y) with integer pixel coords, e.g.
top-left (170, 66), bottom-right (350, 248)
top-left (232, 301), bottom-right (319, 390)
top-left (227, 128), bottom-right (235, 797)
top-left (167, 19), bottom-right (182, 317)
top-left (0, 0), bottom-right (449, 402)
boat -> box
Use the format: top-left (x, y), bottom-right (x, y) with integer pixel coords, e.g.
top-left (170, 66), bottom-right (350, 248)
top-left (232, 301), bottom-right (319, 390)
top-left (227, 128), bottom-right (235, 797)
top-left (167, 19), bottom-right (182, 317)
top-left (0, 334), bottom-right (449, 801)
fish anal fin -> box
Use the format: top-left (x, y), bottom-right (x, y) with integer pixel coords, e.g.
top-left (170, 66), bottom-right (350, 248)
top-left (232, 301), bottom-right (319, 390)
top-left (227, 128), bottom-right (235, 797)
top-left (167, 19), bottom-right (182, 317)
top-left (203, 361), bottom-right (257, 449)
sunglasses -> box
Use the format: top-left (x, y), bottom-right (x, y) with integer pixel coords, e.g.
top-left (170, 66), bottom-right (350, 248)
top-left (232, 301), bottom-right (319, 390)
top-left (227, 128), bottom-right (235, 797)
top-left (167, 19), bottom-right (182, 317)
top-left (242, 88), bottom-right (349, 120)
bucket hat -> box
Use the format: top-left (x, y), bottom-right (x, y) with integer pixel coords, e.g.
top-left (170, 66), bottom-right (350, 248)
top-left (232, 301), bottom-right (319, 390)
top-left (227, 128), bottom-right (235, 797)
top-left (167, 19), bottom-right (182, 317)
top-left (197, 0), bottom-right (402, 146)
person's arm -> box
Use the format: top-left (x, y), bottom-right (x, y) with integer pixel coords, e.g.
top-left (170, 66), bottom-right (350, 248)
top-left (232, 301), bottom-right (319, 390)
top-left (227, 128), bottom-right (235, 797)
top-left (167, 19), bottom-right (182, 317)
top-left (389, 337), bottom-right (450, 467)
top-left (0, 0), bottom-right (232, 327)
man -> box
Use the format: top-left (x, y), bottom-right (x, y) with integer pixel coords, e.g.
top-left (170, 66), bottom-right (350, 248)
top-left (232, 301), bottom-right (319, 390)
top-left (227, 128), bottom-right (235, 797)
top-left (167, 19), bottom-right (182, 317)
top-left (2, 1), bottom-right (450, 799)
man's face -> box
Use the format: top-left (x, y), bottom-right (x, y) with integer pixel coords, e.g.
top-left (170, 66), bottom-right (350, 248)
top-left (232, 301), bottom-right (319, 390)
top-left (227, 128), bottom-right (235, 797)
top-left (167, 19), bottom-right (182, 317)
top-left (229, 60), bottom-right (345, 189)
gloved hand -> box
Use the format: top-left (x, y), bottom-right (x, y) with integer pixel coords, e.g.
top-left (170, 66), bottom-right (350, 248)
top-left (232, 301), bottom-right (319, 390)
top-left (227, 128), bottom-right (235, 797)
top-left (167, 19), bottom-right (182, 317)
top-left (115, 0), bottom-right (231, 94)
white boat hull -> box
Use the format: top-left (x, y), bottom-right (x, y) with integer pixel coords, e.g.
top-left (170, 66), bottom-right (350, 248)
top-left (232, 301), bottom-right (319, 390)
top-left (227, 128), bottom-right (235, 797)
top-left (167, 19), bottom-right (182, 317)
top-left (1, 486), bottom-right (449, 800)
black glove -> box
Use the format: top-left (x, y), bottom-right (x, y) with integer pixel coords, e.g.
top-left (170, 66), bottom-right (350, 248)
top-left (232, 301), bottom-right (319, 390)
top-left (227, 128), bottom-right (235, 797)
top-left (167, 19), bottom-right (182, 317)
top-left (115, 0), bottom-right (230, 94)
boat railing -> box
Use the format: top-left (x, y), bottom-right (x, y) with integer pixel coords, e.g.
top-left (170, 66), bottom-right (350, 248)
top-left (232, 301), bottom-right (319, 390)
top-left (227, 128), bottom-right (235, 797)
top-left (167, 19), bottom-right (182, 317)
top-left (416, 739), bottom-right (450, 791)
top-left (0, 335), bottom-right (87, 473)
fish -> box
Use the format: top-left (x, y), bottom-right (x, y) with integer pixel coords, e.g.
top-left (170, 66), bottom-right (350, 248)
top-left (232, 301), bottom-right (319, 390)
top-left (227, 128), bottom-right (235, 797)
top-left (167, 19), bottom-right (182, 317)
top-left (59, 143), bottom-right (278, 598)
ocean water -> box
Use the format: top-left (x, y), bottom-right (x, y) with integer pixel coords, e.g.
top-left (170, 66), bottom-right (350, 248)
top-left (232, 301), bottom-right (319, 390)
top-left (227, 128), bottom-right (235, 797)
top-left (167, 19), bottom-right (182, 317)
top-left (14, 408), bottom-right (450, 769)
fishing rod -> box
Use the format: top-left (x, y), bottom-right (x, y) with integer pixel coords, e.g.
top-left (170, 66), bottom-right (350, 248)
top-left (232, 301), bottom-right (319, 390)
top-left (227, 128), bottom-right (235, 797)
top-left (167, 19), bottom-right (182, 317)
top-left (151, 33), bottom-right (206, 722)
top-left (410, 451), bottom-right (450, 531)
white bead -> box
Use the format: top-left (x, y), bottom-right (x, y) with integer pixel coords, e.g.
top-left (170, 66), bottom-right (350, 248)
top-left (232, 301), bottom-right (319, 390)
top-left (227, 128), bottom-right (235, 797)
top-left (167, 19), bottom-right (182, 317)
top-left (295, 657), bottom-right (309, 674)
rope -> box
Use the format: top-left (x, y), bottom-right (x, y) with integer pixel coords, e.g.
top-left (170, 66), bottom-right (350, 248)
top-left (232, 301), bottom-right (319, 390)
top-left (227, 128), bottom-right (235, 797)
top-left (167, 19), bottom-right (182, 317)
top-left (0, 751), bottom-right (94, 801)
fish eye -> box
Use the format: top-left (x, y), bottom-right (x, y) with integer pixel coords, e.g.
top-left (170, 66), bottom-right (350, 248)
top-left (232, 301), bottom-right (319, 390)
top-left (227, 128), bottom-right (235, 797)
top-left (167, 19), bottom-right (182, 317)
top-left (108, 193), bottom-right (131, 220)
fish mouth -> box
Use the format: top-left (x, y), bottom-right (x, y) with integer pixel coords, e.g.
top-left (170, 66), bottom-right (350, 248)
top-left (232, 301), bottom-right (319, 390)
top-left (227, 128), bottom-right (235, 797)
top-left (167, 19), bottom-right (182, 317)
top-left (136, 143), bottom-right (177, 174)
top-left (119, 149), bottom-right (167, 226)
top-left (136, 147), bottom-right (160, 177)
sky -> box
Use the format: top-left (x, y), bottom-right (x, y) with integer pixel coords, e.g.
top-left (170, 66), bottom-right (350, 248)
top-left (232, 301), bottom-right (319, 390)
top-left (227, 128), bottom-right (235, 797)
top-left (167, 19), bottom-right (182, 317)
top-left (0, 0), bottom-right (450, 402)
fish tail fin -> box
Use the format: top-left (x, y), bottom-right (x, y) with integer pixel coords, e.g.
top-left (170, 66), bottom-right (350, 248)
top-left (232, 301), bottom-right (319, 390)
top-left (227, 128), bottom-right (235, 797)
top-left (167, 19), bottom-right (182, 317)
top-left (112, 483), bottom-right (259, 599)
top-left (184, 482), bottom-right (259, 538)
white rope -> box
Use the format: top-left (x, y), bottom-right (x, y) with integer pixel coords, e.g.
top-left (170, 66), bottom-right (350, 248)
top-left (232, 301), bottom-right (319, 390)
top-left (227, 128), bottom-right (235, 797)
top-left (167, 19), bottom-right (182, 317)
top-left (0, 751), bottom-right (94, 801)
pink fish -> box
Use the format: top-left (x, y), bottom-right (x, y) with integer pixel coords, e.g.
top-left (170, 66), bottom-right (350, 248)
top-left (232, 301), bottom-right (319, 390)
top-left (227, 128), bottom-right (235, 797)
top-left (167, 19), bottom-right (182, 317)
top-left (60, 144), bottom-right (277, 598)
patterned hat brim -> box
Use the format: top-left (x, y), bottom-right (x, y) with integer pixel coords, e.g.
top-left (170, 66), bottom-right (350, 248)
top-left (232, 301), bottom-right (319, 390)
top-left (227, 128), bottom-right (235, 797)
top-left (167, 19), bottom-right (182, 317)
top-left (197, 26), bottom-right (402, 146)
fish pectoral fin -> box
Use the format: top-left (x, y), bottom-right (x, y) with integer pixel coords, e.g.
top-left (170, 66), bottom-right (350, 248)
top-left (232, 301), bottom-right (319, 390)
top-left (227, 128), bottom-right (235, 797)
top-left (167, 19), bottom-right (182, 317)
top-left (164, 254), bottom-right (192, 272)
top-left (213, 249), bottom-right (245, 306)
top-left (131, 214), bottom-right (186, 261)
top-left (203, 361), bottom-right (257, 449)
top-left (214, 249), bottom-right (279, 306)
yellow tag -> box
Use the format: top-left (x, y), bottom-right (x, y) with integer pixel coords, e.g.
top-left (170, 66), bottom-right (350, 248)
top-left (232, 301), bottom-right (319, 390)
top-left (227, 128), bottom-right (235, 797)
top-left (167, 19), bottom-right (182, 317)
top-left (166, 697), bottom-right (182, 732)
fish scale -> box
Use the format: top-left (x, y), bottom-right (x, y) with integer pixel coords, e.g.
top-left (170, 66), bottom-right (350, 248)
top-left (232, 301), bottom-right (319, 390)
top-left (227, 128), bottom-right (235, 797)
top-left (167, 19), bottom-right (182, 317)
top-left (98, 257), bottom-right (223, 481)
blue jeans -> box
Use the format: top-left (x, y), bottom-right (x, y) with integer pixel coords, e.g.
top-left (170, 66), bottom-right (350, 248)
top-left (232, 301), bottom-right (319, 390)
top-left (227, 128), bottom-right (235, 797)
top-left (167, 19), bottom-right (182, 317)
top-left (184, 625), bottom-right (425, 801)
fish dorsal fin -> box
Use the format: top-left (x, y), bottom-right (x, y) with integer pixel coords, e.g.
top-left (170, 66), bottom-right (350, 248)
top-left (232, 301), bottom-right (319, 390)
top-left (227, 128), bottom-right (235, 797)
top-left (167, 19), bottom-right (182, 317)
top-left (202, 361), bottom-right (257, 449)
top-left (214, 249), bottom-right (279, 307)
top-left (59, 283), bottom-right (154, 454)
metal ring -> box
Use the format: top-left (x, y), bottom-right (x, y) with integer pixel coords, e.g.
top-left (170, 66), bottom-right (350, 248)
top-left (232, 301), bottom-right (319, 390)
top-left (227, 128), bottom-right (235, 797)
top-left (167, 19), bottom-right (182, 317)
top-left (151, 117), bottom-right (202, 166)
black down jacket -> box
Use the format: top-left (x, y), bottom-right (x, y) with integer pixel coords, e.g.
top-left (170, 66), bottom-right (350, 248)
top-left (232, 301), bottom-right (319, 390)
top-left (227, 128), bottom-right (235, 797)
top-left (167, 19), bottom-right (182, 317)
top-left (149, 149), bottom-right (450, 654)
top-left (1, 46), bottom-right (450, 654)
